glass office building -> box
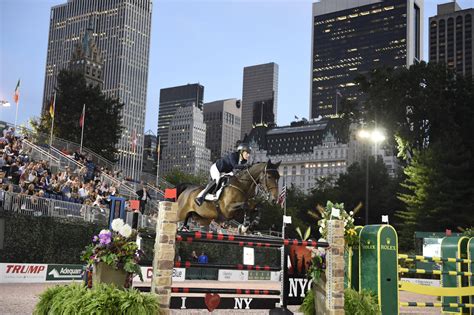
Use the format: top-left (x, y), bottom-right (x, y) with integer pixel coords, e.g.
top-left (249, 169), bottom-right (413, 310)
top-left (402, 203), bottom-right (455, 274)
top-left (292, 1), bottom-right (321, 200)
top-left (43, 0), bottom-right (152, 179)
top-left (310, 0), bottom-right (423, 118)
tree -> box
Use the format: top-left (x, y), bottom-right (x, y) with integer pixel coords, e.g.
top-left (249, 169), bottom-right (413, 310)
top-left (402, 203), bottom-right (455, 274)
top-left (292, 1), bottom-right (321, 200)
top-left (164, 168), bottom-right (208, 186)
top-left (357, 62), bottom-right (474, 249)
top-left (31, 70), bottom-right (123, 161)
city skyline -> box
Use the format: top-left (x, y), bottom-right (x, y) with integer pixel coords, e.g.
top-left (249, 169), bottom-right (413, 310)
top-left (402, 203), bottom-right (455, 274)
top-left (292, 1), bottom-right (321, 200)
top-left (1, 0), bottom-right (473, 135)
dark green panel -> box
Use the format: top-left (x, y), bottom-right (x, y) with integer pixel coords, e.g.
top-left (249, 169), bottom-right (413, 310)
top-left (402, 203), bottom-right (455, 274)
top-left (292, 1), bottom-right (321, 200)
top-left (378, 226), bottom-right (399, 315)
top-left (360, 225), bottom-right (398, 315)
top-left (468, 238), bottom-right (474, 315)
top-left (441, 236), bottom-right (468, 314)
top-left (350, 226), bottom-right (363, 291)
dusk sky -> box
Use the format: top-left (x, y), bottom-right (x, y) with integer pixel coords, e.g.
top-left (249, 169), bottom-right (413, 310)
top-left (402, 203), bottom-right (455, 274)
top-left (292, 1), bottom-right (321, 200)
top-left (0, 0), bottom-right (472, 134)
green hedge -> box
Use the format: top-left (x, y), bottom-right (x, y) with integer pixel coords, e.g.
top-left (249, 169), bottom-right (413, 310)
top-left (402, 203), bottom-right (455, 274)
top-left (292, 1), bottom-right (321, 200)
top-left (0, 211), bottom-right (103, 264)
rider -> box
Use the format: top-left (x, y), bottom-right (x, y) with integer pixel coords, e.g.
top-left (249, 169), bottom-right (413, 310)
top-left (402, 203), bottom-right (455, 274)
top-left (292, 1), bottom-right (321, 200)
top-left (194, 143), bottom-right (252, 206)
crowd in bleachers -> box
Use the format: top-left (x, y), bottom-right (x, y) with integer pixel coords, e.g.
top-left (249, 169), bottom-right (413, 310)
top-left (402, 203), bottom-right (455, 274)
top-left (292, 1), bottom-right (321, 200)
top-left (0, 127), bottom-right (121, 211)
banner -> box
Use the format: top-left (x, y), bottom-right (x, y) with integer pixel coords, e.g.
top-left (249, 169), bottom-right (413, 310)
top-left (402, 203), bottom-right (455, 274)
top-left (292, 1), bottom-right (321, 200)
top-left (218, 269), bottom-right (248, 281)
top-left (46, 264), bottom-right (83, 281)
top-left (0, 263), bottom-right (48, 283)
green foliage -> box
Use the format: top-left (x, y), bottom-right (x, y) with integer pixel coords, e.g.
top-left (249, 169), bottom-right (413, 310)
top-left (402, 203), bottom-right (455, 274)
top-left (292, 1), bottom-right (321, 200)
top-left (344, 288), bottom-right (381, 315)
top-left (164, 168), bottom-right (208, 186)
top-left (299, 289), bottom-right (315, 315)
top-left (316, 201), bottom-right (358, 246)
top-left (34, 283), bottom-right (159, 315)
top-left (0, 211), bottom-right (101, 264)
top-left (356, 62), bottom-right (474, 250)
top-left (296, 226), bottom-right (311, 241)
top-left (32, 69), bottom-right (123, 161)
top-left (308, 255), bottom-right (324, 284)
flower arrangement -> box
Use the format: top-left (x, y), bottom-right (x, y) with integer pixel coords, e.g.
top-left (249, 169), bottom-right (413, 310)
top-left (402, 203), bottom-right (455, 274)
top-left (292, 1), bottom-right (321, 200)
top-left (81, 219), bottom-right (143, 281)
top-left (315, 201), bottom-right (359, 247)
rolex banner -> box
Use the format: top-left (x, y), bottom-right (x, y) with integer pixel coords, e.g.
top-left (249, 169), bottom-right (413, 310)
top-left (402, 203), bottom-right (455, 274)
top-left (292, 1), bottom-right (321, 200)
top-left (359, 225), bottom-right (399, 315)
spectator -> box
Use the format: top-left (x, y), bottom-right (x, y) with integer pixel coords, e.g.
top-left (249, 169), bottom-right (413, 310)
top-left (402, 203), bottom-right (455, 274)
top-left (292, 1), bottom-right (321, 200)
top-left (198, 252), bottom-right (208, 264)
top-left (136, 186), bottom-right (151, 214)
top-left (190, 250), bottom-right (198, 262)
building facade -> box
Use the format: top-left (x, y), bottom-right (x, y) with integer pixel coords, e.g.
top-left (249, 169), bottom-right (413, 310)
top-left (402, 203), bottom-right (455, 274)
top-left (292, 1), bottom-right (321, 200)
top-left (160, 105), bottom-right (211, 176)
top-left (248, 120), bottom-right (350, 193)
top-left (429, 2), bottom-right (473, 78)
top-left (247, 119), bottom-right (398, 193)
top-left (42, 0), bottom-right (152, 179)
top-left (203, 99), bottom-right (241, 162)
top-left (241, 63), bottom-right (279, 140)
top-left (142, 131), bottom-right (157, 175)
top-left (310, 0), bottom-right (423, 118)
top-left (69, 17), bottom-right (103, 89)
top-left (157, 84), bottom-right (204, 151)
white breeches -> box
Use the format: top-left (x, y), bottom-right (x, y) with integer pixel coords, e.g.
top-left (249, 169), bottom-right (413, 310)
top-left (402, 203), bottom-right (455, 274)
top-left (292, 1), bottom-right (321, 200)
top-left (210, 163), bottom-right (220, 184)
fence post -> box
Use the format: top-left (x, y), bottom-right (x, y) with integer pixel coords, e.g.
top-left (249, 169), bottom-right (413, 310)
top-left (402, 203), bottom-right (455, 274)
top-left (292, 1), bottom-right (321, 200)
top-left (151, 201), bottom-right (178, 314)
top-left (325, 219), bottom-right (345, 315)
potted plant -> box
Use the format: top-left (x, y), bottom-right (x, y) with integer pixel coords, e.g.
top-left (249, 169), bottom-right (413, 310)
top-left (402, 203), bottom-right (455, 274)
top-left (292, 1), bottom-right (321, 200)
top-left (81, 219), bottom-right (143, 288)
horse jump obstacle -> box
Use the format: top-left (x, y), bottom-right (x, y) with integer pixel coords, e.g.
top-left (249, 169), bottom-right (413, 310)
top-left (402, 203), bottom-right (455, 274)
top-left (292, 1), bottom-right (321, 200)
top-left (355, 224), bottom-right (474, 315)
top-left (150, 201), bottom-right (346, 314)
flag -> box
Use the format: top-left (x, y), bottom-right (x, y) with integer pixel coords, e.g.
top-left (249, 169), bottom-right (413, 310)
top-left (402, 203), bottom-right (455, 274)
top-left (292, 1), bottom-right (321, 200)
top-left (336, 89), bottom-right (343, 98)
top-left (13, 79), bottom-right (20, 104)
top-left (277, 185), bottom-right (287, 208)
top-left (131, 129), bottom-right (137, 152)
top-left (79, 104), bottom-right (85, 128)
top-left (49, 93), bottom-right (56, 118)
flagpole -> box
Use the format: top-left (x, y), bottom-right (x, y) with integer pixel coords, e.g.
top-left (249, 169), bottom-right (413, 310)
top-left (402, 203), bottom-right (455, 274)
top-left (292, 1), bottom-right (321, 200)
top-left (14, 101), bottom-right (19, 130)
top-left (80, 104), bottom-right (85, 153)
top-left (335, 90), bottom-right (338, 117)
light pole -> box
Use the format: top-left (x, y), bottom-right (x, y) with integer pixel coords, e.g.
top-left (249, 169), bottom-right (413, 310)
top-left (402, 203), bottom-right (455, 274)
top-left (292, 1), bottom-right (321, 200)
top-left (357, 128), bottom-right (386, 225)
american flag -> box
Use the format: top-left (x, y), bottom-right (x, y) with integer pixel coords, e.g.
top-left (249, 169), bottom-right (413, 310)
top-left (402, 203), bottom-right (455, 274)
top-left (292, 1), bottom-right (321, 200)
top-left (277, 185), bottom-right (286, 208)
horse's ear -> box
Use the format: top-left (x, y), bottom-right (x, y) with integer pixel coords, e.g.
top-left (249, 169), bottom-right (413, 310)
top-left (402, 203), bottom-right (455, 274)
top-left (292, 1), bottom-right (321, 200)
top-left (266, 159), bottom-right (272, 167)
top-left (275, 161), bottom-right (281, 168)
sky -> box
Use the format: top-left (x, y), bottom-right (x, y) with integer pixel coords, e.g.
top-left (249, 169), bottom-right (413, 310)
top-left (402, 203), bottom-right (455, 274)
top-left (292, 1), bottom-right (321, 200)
top-left (0, 0), bottom-right (473, 134)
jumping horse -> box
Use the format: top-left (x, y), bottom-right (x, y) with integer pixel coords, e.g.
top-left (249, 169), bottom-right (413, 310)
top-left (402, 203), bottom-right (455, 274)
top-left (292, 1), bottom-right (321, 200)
top-left (177, 160), bottom-right (281, 230)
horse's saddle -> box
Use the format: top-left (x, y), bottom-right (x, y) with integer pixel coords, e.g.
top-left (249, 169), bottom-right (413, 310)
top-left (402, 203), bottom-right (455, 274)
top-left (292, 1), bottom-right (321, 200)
top-left (204, 175), bottom-right (231, 202)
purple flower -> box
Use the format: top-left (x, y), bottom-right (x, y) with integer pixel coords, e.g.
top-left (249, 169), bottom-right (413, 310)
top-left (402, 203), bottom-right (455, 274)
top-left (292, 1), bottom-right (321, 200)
top-left (98, 230), bottom-right (112, 245)
top-left (92, 236), bottom-right (99, 243)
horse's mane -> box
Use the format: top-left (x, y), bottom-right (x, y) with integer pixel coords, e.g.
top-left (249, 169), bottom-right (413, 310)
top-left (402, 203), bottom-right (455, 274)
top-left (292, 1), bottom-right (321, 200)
top-left (234, 162), bottom-right (280, 179)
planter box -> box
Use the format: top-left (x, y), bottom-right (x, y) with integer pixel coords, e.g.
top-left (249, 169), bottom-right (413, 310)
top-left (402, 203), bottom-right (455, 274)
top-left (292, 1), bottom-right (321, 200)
top-left (92, 262), bottom-right (128, 288)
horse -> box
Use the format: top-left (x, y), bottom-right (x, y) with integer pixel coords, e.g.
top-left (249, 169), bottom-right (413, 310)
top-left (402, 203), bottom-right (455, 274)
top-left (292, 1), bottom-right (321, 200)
top-left (176, 160), bottom-right (281, 229)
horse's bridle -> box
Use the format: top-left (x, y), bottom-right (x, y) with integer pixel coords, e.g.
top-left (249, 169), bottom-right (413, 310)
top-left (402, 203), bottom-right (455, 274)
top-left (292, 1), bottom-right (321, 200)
top-left (245, 165), bottom-right (279, 201)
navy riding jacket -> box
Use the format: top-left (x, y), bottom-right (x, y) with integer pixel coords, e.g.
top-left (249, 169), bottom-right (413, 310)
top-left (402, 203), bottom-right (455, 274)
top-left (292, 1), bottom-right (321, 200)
top-left (215, 151), bottom-right (247, 173)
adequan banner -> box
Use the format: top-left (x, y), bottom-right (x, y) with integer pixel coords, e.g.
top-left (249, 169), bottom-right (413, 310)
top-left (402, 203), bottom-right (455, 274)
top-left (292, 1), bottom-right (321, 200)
top-left (0, 263), bottom-right (48, 283)
top-left (46, 264), bottom-right (83, 281)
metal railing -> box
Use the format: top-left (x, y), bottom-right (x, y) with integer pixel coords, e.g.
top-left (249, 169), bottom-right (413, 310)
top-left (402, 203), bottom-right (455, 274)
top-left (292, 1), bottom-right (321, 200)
top-left (0, 190), bottom-right (109, 225)
top-left (0, 190), bottom-right (156, 231)
top-left (21, 140), bottom-right (60, 169)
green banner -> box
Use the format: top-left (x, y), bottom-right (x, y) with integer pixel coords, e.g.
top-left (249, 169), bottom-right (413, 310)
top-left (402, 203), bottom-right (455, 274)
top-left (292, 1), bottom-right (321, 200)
top-left (360, 225), bottom-right (398, 315)
top-left (441, 236), bottom-right (469, 314)
top-left (46, 264), bottom-right (84, 281)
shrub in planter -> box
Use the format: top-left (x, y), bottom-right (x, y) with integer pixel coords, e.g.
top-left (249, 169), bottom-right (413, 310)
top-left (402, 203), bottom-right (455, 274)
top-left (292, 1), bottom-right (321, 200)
top-left (344, 288), bottom-right (381, 315)
top-left (34, 283), bottom-right (160, 315)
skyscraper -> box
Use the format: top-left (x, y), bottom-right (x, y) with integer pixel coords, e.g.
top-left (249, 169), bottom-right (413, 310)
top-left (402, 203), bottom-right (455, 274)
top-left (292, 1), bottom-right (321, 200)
top-left (142, 130), bottom-right (157, 175)
top-left (241, 63), bottom-right (278, 140)
top-left (203, 99), bottom-right (241, 162)
top-left (157, 84), bottom-right (204, 151)
top-left (429, 2), bottom-right (473, 78)
top-left (160, 105), bottom-right (211, 176)
top-left (42, 0), bottom-right (152, 179)
top-left (310, 0), bottom-right (423, 118)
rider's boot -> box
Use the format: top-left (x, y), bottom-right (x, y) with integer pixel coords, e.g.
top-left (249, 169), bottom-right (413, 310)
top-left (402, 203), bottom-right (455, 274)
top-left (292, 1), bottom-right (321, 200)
top-left (195, 181), bottom-right (215, 206)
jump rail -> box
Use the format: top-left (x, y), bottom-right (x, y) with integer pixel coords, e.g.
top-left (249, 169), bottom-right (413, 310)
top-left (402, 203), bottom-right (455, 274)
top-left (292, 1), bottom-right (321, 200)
top-left (399, 253), bottom-right (472, 264)
top-left (176, 231), bottom-right (329, 248)
top-left (171, 288), bottom-right (281, 295)
top-left (398, 267), bottom-right (473, 277)
top-left (174, 261), bottom-right (280, 271)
